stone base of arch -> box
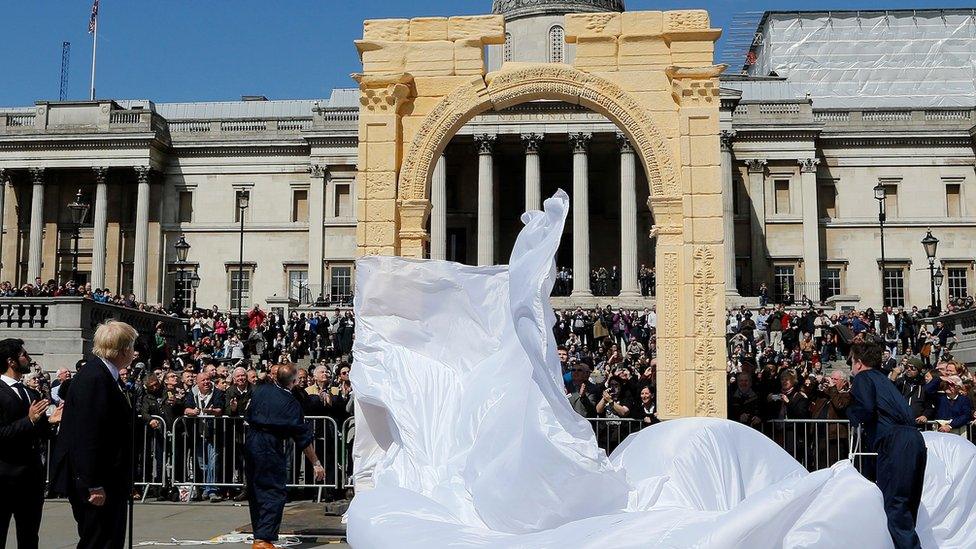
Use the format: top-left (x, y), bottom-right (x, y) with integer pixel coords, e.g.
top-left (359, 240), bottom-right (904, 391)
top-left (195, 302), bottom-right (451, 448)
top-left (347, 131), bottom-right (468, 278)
top-left (354, 10), bottom-right (727, 419)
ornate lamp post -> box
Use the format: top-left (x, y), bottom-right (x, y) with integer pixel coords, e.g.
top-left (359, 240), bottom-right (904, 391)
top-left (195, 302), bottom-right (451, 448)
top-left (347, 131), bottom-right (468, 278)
top-left (174, 234), bottom-right (190, 311)
top-left (933, 267), bottom-right (945, 313)
top-left (873, 183), bottom-right (886, 306)
top-left (236, 191), bottom-right (250, 328)
top-left (66, 189), bottom-right (90, 284)
top-left (190, 272), bottom-right (201, 311)
top-left (921, 229), bottom-right (939, 312)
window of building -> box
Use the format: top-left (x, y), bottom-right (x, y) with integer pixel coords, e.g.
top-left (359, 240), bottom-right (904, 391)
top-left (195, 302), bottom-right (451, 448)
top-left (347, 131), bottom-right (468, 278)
top-left (228, 267), bottom-right (252, 311)
top-left (178, 191), bottom-right (193, 223)
top-left (288, 269), bottom-right (310, 304)
top-left (774, 180), bottom-right (791, 215)
top-left (234, 190), bottom-right (251, 222)
top-left (292, 189), bottom-right (309, 223)
top-left (548, 25), bottom-right (565, 63)
top-left (818, 181), bottom-right (837, 219)
top-left (732, 178), bottom-right (742, 215)
top-left (773, 265), bottom-right (795, 303)
top-left (334, 183), bottom-right (352, 218)
top-left (822, 267), bottom-right (842, 299)
top-left (946, 184), bottom-right (962, 217)
top-left (882, 267), bottom-right (906, 308)
top-left (882, 184), bottom-right (898, 218)
top-left (503, 32), bottom-right (513, 62)
top-left (330, 265), bottom-right (353, 304)
top-left (174, 268), bottom-right (196, 311)
top-left (947, 267), bottom-right (969, 299)
top-left (120, 262), bottom-right (133, 296)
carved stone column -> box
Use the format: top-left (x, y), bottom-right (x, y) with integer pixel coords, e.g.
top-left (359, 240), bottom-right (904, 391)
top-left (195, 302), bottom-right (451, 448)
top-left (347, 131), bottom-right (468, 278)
top-left (570, 132), bottom-right (592, 297)
top-left (430, 155), bottom-right (447, 260)
top-left (721, 131), bottom-right (739, 296)
top-left (800, 158), bottom-right (821, 302)
top-left (475, 134), bottom-right (496, 266)
top-left (133, 166), bottom-right (151, 301)
top-left (27, 168), bottom-right (45, 282)
top-left (746, 159), bottom-right (768, 291)
top-left (0, 169), bottom-right (6, 274)
top-left (89, 167), bottom-right (109, 289)
top-left (617, 134), bottom-right (640, 297)
top-left (522, 134), bottom-right (542, 213)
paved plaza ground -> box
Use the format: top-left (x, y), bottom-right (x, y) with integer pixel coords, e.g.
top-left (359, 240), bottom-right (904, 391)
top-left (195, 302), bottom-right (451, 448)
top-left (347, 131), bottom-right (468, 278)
top-left (8, 501), bottom-right (349, 548)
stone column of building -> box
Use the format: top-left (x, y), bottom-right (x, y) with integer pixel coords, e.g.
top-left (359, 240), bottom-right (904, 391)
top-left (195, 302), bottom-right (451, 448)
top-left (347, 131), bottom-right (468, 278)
top-left (475, 134), bottom-right (496, 266)
top-left (616, 134), bottom-right (640, 297)
top-left (0, 170), bottom-right (6, 276)
top-left (746, 159), bottom-right (767, 291)
top-left (800, 158), bottom-right (821, 302)
top-left (133, 166), bottom-right (151, 302)
top-left (430, 154), bottom-right (447, 260)
top-left (570, 132), bottom-right (592, 297)
top-left (27, 168), bottom-right (45, 282)
top-left (308, 164), bottom-right (327, 300)
top-left (720, 131), bottom-right (738, 296)
top-left (522, 134), bottom-right (542, 212)
top-left (90, 167), bottom-right (109, 289)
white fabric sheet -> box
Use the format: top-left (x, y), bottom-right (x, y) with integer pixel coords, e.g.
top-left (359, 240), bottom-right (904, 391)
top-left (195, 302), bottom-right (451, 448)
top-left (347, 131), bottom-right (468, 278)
top-left (348, 191), bottom-right (975, 548)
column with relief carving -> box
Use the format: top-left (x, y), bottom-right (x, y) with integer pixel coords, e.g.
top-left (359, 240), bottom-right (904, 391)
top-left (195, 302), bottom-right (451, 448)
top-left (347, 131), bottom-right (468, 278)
top-left (475, 134), bottom-right (496, 265)
top-left (617, 134), bottom-right (640, 297)
top-left (430, 155), bottom-right (447, 260)
top-left (522, 134), bottom-right (542, 213)
top-left (27, 168), bottom-right (45, 282)
top-left (721, 131), bottom-right (738, 296)
top-left (133, 166), bottom-right (151, 301)
top-left (308, 164), bottom-right (327, 301)
top-left (91, 167), bottom-right (109, 289)
top-left (800, 158), bottom-right (821, 302)
top-left (746, 159), bottom-right (767, 291)
top-left (570, 132), bottom-right (592, 297)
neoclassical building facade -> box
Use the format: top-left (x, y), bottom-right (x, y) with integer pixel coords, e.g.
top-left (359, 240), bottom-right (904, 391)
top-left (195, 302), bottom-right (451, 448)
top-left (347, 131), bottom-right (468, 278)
top-left (0, 2), bottom-right (974, 313)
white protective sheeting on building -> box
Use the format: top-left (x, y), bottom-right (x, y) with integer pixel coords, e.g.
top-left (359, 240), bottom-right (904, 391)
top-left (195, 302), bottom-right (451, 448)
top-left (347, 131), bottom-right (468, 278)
top-left (347, 190), bottom-right (976, 548)
top-left (749, 10), bottom-right (976, 108)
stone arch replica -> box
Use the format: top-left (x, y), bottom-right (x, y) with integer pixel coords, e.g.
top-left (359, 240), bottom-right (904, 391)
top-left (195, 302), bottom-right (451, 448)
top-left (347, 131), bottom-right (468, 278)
top-left (354, 10), bottom-right (728, 418)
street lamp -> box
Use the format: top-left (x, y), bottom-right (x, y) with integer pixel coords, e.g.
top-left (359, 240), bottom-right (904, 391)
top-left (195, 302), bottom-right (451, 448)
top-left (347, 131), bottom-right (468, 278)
top-left (190, 272), bottom-right (201, 310)
top-left (174, 234), bottom-right (190, 312)
top-left (921, 229), bottom-right (939, 312)
top-left (873, 183), bottom-right (887, 306)
top-left (66, 189), bottom-right (90, 284)
top-left (236, 191), bottom-right (250, 328)
top-left (934, 266), bottom-right (945, 313)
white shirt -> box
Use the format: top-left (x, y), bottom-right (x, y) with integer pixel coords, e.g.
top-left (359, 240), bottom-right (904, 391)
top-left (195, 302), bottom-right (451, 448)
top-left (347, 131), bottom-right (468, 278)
top-left (100, 357), bottom-right (120, 382)
top-left (1, 374), bottom-right (28, 402)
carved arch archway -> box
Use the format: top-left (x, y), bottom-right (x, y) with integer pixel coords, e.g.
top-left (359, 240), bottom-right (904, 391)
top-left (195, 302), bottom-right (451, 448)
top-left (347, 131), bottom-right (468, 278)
top-left (398, 64), bottom-right (679, 206)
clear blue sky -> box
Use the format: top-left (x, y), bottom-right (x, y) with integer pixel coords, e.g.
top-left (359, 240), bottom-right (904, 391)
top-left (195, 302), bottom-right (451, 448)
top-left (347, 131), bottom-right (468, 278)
top-left (2, 0), bottom-right (972, 107)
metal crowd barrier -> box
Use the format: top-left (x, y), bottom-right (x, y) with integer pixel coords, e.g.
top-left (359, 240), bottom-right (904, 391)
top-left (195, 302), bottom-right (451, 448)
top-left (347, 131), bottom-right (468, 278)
top-left (341, 417), bottom-right (355, 489)
top-left (587, 418), bottom-right (649, 454)
top-left (760, 419), bottom-right (851, 472)
top-left (168, 415), bottom-right (340, 501)
top-left (44, 414), bottom-right (168, 501)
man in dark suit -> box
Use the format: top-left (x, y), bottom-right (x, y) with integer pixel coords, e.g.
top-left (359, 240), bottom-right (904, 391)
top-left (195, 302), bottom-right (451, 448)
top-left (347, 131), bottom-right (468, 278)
top-left (52, 321), bottom-right (137, 549)
top-left (0, 338), bottom-right (59, 549)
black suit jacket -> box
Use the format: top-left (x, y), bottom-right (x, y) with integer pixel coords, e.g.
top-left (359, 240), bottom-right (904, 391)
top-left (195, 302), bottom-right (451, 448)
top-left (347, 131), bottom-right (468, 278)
top-left (51, 358), bottom-right (133, 495)
top-left (0, 380), bottom-right (48, 482)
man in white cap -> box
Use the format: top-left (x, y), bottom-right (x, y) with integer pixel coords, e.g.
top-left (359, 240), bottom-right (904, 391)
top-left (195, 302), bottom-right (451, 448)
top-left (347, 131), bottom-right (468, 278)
top-left (933, 375), bottom-right (973, 435)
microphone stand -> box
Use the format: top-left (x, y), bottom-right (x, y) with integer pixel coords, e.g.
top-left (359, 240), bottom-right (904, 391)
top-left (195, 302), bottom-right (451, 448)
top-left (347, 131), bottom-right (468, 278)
top-left (128, 381), bottom-right (137, 549)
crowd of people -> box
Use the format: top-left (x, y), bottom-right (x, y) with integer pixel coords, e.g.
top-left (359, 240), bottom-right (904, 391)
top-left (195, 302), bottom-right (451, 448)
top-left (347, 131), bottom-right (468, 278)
top-left (551, 266), bottom-right (657, 297)
top-left (0, 278), bottom-right (175, 315)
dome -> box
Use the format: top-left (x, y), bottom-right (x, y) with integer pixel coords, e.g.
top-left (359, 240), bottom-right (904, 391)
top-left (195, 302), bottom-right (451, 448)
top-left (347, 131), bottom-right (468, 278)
top-left (492, 0), bottom-right (625, 21)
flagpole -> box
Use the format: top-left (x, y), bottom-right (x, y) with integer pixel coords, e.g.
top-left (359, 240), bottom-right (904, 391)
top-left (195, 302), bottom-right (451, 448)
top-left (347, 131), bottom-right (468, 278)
top-left (89, 15), bottom-right (98, 101)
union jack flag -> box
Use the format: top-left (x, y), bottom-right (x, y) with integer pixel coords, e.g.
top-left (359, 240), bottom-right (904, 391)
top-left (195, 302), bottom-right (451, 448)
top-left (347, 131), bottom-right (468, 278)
top-left (88, 0), bottom-right (99, 34)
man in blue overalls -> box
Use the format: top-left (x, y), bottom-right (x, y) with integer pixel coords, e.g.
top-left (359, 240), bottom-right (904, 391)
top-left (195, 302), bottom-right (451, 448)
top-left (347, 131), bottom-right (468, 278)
top-left (245, 364), bottom-right (325, 549)
top-left (847, 335), bottom-right (927, 549)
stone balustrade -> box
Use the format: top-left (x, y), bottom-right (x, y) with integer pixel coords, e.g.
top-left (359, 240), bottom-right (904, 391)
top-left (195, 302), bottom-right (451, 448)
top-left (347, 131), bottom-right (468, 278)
top-left (0, 297), bottom-right (186, 371)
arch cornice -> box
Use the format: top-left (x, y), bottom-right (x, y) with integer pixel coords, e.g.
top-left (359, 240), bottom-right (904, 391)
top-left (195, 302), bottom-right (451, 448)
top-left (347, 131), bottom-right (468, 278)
top-left (397, 64), bottom-right (679, 203)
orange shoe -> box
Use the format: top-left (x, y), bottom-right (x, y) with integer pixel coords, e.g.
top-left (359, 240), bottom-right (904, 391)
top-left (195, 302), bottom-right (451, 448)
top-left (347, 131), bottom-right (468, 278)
top-left (252, 540), bottom-right (276, 549)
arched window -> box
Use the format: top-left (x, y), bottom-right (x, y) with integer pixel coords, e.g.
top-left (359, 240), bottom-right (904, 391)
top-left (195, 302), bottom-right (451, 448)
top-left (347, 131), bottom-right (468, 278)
top-left (548, 25), bottom-right (565, 63)
top-left (504, 32), bottom-right (513, 62)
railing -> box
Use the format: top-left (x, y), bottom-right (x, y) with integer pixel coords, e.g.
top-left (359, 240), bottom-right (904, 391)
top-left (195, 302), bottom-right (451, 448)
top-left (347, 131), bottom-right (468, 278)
top-left (0, 301), bottom-right (50, 328)
top-left (758, 103), bottom-right (800, 115)
top-left (861, 110), bottom-right (912, 121)
top-left (6, 113), bottom-right (36, 127)
top-left (220, 120), bottom-right (267, 132)
top-left (277, 118), bottom-right (312, 131)
top-left (109, 111), bottom-right (142, 124)
top-left (760, 419), bottom-right (851, 471)
top-left (169, 120), bottom-right (211, 133)
top-left (168, 415), bottom-right (340, 501)
top-left (924, 109), bottom-right (971, 121)
top-left (341, 417), bottom-right (355, 489)
top-left (813, 110), bottom-right (850, 121)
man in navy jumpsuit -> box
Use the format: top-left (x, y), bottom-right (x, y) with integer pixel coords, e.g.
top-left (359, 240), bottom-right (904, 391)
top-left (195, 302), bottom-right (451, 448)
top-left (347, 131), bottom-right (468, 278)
top-left (847, 336), bottom-right (927, 549)
top-left (245, 364), bottom-right (325, 549)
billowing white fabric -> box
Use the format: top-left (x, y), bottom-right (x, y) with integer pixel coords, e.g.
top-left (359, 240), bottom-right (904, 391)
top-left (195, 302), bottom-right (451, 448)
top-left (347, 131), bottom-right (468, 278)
top-left (348, 191), bottom-right (975, 548)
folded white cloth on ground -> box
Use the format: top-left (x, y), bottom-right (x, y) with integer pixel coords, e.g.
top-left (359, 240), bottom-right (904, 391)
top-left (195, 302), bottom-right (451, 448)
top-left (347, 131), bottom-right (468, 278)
top-left (348, 191), bottom-right (975, 548)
